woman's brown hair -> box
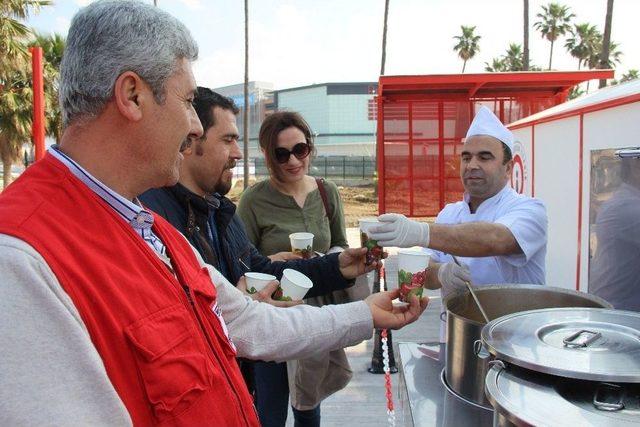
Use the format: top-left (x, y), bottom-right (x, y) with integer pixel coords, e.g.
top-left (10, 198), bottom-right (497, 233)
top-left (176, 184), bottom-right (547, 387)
top-left (258, 111), bottom-right (316, 181)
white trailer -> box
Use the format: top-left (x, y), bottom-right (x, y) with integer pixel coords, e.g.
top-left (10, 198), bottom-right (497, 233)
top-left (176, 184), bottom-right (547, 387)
top-left (506, 80), bottom-right (640, 301)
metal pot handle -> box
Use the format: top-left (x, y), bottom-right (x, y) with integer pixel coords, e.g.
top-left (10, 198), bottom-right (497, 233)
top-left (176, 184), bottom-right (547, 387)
top-left (563, 329), bottom-right (602, 348)
top-left (440, 311), bottom-right (447, 322)
top-left (473, 339), bottom-right (490, 359)
top-left (593, 382), bottom-right (625, 412)
top-left (488, 359), bottom-right (505, 371)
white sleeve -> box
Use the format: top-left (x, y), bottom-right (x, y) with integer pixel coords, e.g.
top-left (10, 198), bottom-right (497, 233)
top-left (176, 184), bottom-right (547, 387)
top-left (188, 244), bottom-right (374, 362)
top-left (0, 235), bottom-right (131, 427)
top-left (495, 198), bottom-right (548, 267)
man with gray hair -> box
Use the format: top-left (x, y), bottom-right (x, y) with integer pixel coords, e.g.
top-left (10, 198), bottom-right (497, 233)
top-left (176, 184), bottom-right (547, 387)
top-left (0, 1), bottom-right (427, 426)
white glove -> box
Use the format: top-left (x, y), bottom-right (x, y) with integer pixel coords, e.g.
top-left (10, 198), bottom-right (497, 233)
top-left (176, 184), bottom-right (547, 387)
top-left (367, 213), bottom-right (430, 248)
top-left (437, 262), bottom-right (471, 297)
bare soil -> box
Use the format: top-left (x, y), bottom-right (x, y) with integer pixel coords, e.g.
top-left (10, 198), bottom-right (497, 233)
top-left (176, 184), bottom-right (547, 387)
top-left (229, 180), bottom-right (434, 227)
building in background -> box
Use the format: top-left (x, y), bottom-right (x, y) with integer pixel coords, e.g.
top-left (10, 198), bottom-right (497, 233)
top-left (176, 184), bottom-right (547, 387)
top-left (274, 82), bottom-right (377, 158)
top-left (215, 81), bottom-right (378, 185)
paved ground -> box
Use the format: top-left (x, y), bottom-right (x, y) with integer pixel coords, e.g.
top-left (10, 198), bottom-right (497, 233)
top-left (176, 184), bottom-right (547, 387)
top-left (283, 228), bottom-right (441, 426)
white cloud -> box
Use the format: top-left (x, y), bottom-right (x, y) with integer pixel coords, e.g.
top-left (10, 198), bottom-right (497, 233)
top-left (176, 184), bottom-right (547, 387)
top-left (75, 0), bottom-right (92, 6)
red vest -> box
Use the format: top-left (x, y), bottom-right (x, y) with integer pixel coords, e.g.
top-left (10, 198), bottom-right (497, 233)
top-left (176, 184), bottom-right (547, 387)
top-left (0, 154), bottom-right (259, 427)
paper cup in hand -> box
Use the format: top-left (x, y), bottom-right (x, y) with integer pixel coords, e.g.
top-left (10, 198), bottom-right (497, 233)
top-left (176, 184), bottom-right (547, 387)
top-left (278, 268), bottom-right (313, 301)
top-left (289, 232), bottom-right (314, 259)
top-left (397, 249), bottom-right (430, 302)
top-left (245, 272), bottom-right (276, 294)
top-left (359, 217), bottom-right (383, 266)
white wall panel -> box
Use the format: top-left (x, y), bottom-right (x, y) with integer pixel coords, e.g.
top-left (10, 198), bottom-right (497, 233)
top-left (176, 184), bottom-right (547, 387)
top-left (533, 117), bottom-right (580, 289)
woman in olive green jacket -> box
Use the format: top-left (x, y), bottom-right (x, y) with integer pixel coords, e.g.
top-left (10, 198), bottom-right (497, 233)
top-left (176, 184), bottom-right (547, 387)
top-left (238, 111), bottom-right (351, 427)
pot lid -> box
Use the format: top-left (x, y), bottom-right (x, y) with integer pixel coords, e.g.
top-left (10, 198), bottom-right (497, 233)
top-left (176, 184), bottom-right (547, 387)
top-left (482, 308), bottom-right (640, 382)
top-left (485, 363), bottom-right (640, 426)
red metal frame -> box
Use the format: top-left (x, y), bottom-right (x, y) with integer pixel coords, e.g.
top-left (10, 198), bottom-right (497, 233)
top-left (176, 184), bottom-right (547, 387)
top-left (376, 70), bottom-right (614, 216)
top-left (576, 114), bottom-right (584, 291)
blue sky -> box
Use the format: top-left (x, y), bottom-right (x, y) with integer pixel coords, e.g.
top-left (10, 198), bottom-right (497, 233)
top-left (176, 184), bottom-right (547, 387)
top-left (26, 0), bottom-right (639, 91)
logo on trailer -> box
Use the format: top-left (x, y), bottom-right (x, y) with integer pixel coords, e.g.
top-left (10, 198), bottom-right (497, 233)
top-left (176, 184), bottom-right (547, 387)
top-left (510, 140), bottom-right (528, 195)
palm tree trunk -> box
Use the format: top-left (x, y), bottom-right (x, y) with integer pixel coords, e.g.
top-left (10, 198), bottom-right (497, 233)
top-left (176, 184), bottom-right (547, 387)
top-left (462, 60), bottom-right (467, 73)
top-left (2, 157), bottom-right (13, 190)
top-left (599, 0), bottom-right (614, 88)
top-left (243, 0), bottom-right (250, 189)
top-left (523, 0), bottom-right (529, 71)
top-left (380, 0), bottom-right (390, 75)
top-left (548, 40), bottom-right (554, 70)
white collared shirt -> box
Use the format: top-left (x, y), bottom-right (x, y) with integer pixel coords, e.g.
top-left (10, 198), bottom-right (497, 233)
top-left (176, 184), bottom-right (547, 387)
top-left (431, 184), bottom-right (548, 285)
top-left (49, 146), bottom-right (167, 257)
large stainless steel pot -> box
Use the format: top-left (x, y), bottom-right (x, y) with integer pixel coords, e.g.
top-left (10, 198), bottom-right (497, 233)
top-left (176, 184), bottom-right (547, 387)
top-left (483, 308), bottom-right (640, 426)
top-left (443, 285), bottom-right (611, 407)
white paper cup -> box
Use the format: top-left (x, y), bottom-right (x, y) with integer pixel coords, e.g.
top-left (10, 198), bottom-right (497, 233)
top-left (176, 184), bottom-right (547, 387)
top-left (245, 272), bottom-right (276, 294)
top-left (397, 249), bottom-right (430, 301)
top-left (279, 268), bottom-right (313, 301)
top-left (289, 232), bottom-right (314, 259)
top-left (383, 255), bottom-right (399, 290)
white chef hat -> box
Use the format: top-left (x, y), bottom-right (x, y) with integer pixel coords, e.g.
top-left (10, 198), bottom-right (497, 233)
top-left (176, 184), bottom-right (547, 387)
top-left (465, 106), bottom-right (514, 154)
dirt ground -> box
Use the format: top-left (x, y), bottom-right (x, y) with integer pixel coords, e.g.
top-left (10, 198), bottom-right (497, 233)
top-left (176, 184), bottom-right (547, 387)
top-left (229, 180), bottom-right (433, 227)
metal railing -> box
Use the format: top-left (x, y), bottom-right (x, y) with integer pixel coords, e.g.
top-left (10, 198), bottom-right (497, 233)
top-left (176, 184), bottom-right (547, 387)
top-left (254, 156), bottom-right (376, 181)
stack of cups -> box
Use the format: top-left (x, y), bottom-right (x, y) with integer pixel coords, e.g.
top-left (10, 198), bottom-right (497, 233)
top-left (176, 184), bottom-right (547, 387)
top-left (289, 232), bottom-right (314, 259)
top-left (397, 249), bottom-right (430, 302)
top-left (359, 217), bottom-right (383, 266)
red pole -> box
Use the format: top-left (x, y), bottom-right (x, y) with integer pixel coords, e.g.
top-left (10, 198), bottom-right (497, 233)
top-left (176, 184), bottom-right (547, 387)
top-left (30, 46), bottom-right (45, 161)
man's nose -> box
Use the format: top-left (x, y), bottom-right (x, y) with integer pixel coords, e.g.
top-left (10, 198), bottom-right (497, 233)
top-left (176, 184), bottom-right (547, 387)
top-left (189, 110), bottom-right (204, 140)
top-left (232, 140), bottom-right (243, 160)
top-left (467, 155), bottom-right (480, 169)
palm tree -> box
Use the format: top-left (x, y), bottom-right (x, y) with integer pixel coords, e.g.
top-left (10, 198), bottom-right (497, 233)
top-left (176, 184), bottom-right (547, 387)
top-left (523, 0), bottom-right (529, 71)
top-left (585, 37), bottom-right (622, 91)
top-left (565, 23), bottom-right (599, 70)
top-left (534, 2), bottom-right (575, 70)
top-left (380, 0), bottom-right (390, 75)
top-left (620, 69), bottom-right (639, 83)
top-left (453, 25), bottom-right (481, 73)
top-left (599, 0), bottom-right (614, 88)
top-left (503, 43), bottom-right (524, 71)
top-left (485, 57), bottom-right (507, 72)
top-left (0, 0), bottom-right (52, 188)
top-left (568, 85), bottom-right (585, 100)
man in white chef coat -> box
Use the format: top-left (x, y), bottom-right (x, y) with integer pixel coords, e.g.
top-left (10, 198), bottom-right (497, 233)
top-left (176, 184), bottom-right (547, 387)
top-left (370, 106), bottom-right (548, 300)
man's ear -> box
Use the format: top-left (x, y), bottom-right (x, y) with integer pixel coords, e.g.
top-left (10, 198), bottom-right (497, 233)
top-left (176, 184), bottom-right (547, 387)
top-left (113, 71), bottom-right (147, 122)
top-left (504, 158), bottom-right (514, 177)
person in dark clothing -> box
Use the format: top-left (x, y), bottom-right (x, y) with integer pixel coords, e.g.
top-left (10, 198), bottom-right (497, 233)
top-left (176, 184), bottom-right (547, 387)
top-left (139, 88), bottom-right (355, 298)
top-left (139, 87), bottom-right (368, 394)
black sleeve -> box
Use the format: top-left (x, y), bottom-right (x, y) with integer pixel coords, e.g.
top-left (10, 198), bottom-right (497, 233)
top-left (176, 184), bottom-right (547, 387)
top-left (249, 249), bottom-right (351, 298)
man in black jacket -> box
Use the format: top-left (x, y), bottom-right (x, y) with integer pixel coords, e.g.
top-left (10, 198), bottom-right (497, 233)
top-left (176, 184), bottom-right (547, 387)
top-left (140, 88), bottom-right (359, 298)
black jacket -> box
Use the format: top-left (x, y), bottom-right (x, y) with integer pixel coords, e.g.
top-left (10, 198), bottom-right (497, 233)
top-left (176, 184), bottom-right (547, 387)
top-left (139, 184), bottom-right (351, 296)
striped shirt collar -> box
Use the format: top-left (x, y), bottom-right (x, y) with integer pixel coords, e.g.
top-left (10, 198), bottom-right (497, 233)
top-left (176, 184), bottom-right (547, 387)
top-left (49, 145), bottom-right (154, 230)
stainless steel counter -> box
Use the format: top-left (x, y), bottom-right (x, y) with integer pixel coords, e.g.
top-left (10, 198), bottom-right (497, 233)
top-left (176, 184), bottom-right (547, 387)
top-left (397, 342), bottom-right (494, 427)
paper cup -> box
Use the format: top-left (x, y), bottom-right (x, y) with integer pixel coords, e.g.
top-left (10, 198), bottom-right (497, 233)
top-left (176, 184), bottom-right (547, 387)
top-left (359, 217), bottom-right (383, 266)
top-left (245, 272), bottom-right (276, 294)
top-left (383, 255), bottom-right (399, 290)
top-left (397, 249), bottom-right (430, 302)
top-left (289, 232), bottom-right (314, 259)
top-left (278, 268), bottom-right (313, 301)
